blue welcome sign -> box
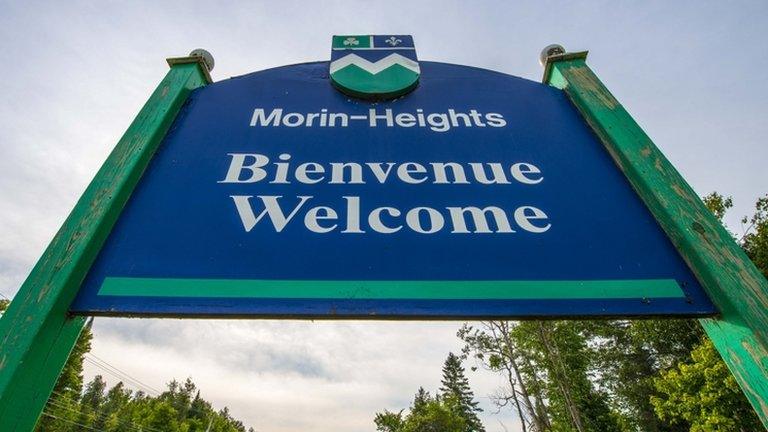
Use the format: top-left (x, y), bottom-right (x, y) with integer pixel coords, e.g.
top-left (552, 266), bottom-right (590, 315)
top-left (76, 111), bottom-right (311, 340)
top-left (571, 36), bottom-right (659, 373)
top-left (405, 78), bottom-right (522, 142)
top-left (70, 48), bottom-right (716, 317)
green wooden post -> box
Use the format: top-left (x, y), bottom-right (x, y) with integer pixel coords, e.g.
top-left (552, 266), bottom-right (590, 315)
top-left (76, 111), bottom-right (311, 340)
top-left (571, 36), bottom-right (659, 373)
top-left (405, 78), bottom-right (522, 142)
top-left (0, 52), bottom-right (212, 431)
top-left (542, 48), bottom-right (768, 427)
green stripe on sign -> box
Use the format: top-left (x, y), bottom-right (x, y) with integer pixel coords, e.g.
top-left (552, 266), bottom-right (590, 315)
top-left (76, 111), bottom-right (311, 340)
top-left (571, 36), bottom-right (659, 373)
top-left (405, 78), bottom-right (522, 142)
top-left (98, 278), bottom-right (685, 299)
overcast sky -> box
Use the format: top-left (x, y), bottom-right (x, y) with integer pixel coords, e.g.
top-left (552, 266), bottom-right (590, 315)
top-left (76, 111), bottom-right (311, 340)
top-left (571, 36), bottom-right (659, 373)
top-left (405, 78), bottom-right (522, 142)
top-left (1, 1), bottom-right (767, 431)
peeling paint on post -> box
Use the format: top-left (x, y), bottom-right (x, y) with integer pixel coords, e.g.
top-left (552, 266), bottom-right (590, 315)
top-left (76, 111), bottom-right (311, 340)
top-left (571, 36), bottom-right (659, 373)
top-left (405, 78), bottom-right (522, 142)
top-left (0, 54), bottom-right (211, 431)
top-left (542, 50), bottom-right (768, 428)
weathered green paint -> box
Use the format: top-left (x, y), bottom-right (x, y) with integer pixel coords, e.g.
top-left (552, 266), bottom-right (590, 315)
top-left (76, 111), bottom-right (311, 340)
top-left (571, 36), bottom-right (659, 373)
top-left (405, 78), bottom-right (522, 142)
top-left (543, 51), bottom-right (768, 428)
top-left (0, 57), bottom-right (210, 431)
top-left (98, 277), bottom-right (685, 299)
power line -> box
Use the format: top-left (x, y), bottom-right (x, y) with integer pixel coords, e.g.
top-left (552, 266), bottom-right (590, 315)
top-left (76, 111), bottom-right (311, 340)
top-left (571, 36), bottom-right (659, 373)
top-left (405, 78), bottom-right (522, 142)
top-left (81, 349), bottom-right (229, 425)
top-left (41, 411), bottom-right (107, 432)
top-left (49, 386), bottom-right (211, 432)
top-left (46, 393), bottom-right (165, 432)
top-left (84, 357), bottom-right (158, 396)
top-left (87, 352), bottom-right (163, 394)
top-left (84, 354), bottom-right (162, 395)
top-left (81, 355), bottom-right (216, 422)
top-left (45, 399), bottom-right (125, 431)
top-left (48, 391), bottom-right (163, 432)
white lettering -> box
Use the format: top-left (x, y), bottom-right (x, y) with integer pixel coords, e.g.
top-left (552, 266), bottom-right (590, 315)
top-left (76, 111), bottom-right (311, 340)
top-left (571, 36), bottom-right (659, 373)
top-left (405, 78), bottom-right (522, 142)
top-left (510, 163), bottom-right (543, 185)
top-left (220, 154), bottom-right (269, 183)
top-left (230, 195), bottom-right (311, 232)
top-left (447, 206), bottom-right (515, 233)
top-left (305, 206), bottom-right (338, 233)
top-left (366, 162), bottom-right (396, 183)
top-left (469, 163), bottom-right (511, 184)
top-left (250, 108), bottom-right (282, 126)
top-left (330, 163), bottom-right (364, 184)
top-left (406, 207), bottom-right (445, 234)
top-left (514, 206), bottom-right (551, 233)
top-left (341, 196), bottom-right (365, 233)
top-left (369, 207), bottom-right (402, 233)
top-left (397, 162), bottom-right (428, 184)
top-left (295, 162), bottom-right (325, 184)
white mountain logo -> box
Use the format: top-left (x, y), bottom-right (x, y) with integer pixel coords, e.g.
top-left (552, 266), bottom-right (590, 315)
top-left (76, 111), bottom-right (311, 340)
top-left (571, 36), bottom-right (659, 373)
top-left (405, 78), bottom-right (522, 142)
top-left (329, 53), bottom-right (420, 75)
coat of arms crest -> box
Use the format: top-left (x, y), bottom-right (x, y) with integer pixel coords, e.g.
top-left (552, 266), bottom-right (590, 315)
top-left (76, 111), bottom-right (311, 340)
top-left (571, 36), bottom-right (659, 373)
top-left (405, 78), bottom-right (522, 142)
top-left (330, 35), bottom-right (420, 99)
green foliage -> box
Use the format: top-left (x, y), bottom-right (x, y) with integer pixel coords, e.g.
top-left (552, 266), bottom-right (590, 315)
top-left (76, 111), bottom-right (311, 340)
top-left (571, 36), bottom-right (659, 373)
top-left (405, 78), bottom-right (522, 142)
top-left (701, 191), bottom-right (767, 277)
top-left (647, 192), bottom-right (767, 431)
top-left (459, 317), bottom-right (749, 432)
top-left (702, 192), bottom-right (733, 222)
top-left (374, 353), bottom-right (486, 432)
top-left (651, 340), bottom-right (762, 432)
top-left (517, 321), bottom-right (623, 432)
top-left (461, 320), bottom-right (626, 432)
top-left (375, 409), bottom-right (406, 432)
top-left (440, 352), bottom-right (485, 432)
top-left (586, 319), bottom-right (702, 432)
top-left (375, 388), bottom-right (468, 432)
top-left (741, 194), bottom-right (768, 278)
top-left (402, 393), bottom-right (467, 432)
top-left (35, 374), bottom-right (249, 432)
top-left (625, 319), bottom-right (704, 369)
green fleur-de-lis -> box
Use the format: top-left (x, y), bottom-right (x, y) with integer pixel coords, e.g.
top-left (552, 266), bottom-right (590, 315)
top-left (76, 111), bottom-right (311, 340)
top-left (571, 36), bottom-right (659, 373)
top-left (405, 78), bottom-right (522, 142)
top-left (343, 37), bottom-right (359, 46)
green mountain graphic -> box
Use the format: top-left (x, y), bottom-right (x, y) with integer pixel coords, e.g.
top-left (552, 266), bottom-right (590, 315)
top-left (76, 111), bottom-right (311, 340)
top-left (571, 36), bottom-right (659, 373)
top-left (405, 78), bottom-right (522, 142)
top-left (330, 63), bottom-right (419, 99)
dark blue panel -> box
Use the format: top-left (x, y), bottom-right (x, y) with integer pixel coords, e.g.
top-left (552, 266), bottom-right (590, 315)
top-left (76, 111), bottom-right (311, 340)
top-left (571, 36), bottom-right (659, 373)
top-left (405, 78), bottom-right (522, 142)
top-left (70, 61), bottom-right (716, 318)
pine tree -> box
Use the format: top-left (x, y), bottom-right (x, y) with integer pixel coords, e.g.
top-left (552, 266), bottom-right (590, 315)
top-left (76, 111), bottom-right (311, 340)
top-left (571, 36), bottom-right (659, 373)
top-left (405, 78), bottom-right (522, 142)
top-left (439, 352), bottom-right (485, 432)
top-left (375, 409), bottom-right (405, 432)
top-left (413, 387), bottom-right (430, 412)
top-left (374, 387), bottom-right (469, 432)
